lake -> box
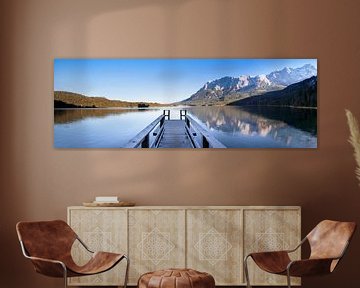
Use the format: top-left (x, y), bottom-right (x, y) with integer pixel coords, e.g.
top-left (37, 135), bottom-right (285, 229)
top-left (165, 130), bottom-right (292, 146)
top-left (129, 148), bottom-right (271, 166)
top-left (54, 106), bottom-right (317, 148)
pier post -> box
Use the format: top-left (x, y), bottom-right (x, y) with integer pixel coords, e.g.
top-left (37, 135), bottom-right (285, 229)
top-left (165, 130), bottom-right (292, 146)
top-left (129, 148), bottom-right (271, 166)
top-left (202, 136), bottom-right (209, 148)
top-left (180, 110), bottom-right (187, 120)
top-left (141, 135), bottom-right (150, 148)
top-left (163, 110), bottom-right (170, 120)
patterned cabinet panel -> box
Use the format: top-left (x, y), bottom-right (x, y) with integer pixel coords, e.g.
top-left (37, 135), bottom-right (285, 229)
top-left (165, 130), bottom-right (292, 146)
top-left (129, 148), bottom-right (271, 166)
top-left (68, 208), bottom-right (127, 286)
top-left (244, 209), bottom-right (301, 286)
top-left (187, 209), bottom-right (243, 285)
top-left (128, 209), bottom-right (186, 284)
top-left (67, 206), bottom-right (301, 286)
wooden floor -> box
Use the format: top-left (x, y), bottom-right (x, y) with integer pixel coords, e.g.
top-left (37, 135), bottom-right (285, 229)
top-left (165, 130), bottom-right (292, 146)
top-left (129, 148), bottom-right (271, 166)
top-left (157, 120), bottom-right (193, 148)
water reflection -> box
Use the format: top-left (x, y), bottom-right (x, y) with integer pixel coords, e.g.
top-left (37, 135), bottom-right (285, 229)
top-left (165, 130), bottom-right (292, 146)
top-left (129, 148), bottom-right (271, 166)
top-left (54, 108), bottom-right (164, 148)
top-left (54, 106), bottom-right (317, 148)
top-left (54, 108), bottom-right (157, 124)
top-left (187, 106), bottom-right (316, 134)
top-left (186, 106), bottom-right (316, 148)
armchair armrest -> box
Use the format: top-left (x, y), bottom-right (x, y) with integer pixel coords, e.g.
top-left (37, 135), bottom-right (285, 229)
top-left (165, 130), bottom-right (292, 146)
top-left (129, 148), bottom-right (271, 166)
top-left (246, 236), bottom-right (306, 259)
top-left (286, 237), bottom-right (307, 253)
top-left (287, 258), bottom-right (336, 277)
top-left (287, 239), bottom-right (350, 277)
top-left (19, 240), bottom-right (67, 277)
top-left (25, 255), bottom-right (67, 277)
top-left (76, 236), bottom-right (94, 254)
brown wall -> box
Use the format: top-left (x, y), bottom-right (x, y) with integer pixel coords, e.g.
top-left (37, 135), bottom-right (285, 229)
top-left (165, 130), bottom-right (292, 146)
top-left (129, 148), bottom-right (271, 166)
top-left (1, 0), bottom-right (360, 287)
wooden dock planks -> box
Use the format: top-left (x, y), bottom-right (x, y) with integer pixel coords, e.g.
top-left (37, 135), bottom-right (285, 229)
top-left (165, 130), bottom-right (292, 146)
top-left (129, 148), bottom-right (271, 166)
top-left (124, 110), bottom-right (226, 148)
top-left (157, 120), bottom-right (193, 148)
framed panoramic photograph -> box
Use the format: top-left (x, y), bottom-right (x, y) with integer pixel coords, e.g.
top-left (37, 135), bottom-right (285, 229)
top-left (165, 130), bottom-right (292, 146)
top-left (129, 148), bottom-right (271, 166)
top-left (54, 59), bottom-right (317, 149)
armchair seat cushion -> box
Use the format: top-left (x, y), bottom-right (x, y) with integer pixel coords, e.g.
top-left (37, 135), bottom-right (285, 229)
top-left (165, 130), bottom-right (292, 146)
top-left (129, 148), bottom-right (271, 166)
top-left (250, 251), bottom-right (291, 274)
top-left (66, 251), bottom-right (124, 276)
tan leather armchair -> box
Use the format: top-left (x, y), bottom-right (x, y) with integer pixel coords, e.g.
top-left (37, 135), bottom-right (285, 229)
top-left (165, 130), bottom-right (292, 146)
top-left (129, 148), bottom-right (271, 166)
top-left (16, 220), bottom-right (129, 288)
top-left (244, 220), bottom-right (356, 288)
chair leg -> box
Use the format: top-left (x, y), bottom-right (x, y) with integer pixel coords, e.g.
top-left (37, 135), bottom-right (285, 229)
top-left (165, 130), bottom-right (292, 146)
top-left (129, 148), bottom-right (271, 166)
top-left (286, 269), bottom-right (291, 288)
top-left (123, 255), bottom-right (130, 288)
top-left (62, 265), bottom-right (68, 288)
top-left (244, 255), bottom-right (252, 288)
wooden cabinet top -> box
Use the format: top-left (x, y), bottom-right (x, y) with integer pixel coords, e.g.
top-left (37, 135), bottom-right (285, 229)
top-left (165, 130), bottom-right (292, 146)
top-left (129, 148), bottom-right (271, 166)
top-left (69, 205), bottom-right (301, 210)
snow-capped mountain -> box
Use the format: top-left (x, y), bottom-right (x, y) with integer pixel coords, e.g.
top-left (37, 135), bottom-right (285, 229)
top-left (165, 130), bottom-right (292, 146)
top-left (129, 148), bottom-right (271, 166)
top-left (229, 76), bottom-right (317, 108)
top-left (267, 64), bottom-right (317, 86)
top-left (182, 64), bottom-right (317, 104)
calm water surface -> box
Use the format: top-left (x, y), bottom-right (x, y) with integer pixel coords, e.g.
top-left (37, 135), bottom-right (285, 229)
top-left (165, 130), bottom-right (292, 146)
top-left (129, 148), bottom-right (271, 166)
top-left (54, 106), bottom-right (317, 148)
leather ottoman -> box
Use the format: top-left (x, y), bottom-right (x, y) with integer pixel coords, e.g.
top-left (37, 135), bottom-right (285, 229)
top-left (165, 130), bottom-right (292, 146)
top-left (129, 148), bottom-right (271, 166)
top-left (138, 268), bottom-right (215, 288)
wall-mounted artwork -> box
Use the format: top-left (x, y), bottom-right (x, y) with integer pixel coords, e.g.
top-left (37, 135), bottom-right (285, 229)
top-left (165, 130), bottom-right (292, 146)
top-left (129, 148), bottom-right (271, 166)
top-left (54, 59), bottom-right (317, 148)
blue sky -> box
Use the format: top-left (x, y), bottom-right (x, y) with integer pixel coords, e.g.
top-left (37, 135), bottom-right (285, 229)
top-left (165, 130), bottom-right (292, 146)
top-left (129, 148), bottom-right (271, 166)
top-left (54, 59), bottom-right (317, 103)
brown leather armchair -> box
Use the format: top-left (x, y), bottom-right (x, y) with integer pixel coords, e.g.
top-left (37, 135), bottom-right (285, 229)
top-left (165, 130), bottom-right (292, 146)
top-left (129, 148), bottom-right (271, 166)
top-left (244, 220), bottom-right (356, 288)
top-left (16, 220), bottom-right (129, 288)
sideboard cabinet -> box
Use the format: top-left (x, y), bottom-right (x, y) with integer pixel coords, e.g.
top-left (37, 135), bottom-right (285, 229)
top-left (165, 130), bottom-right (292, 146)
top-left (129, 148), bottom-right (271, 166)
top-left (67, 206), bottom-right (301, 286)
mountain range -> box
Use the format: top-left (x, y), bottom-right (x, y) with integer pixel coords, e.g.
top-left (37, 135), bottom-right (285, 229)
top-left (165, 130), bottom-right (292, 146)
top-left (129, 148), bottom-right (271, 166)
top-left (54, 64), bottom-right (317, 109)
top-left (181, 64), bottom-right (317, 105)
top-left (229, 76), bottom-right (317, 108)
top-left (54, 91), bottom-right (163, 108)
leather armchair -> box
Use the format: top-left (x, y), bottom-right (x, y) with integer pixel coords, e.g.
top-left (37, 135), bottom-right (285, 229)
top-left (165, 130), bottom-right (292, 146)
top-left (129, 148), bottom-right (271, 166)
top-left (16, 220), bottom-right (129, 288)
top-left (244, 220), bottom-right (356, 288)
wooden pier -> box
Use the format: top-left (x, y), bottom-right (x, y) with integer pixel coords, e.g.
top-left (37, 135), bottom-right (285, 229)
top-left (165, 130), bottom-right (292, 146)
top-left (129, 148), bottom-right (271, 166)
top-left (124, 110), bottom-right (226, 148)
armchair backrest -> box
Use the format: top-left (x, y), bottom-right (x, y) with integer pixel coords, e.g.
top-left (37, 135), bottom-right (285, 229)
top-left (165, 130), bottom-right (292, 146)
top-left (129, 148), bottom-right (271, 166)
top-left (307, 220), bottom-right (356, 261)
top-left (16, 220), bottom-right (77, 261)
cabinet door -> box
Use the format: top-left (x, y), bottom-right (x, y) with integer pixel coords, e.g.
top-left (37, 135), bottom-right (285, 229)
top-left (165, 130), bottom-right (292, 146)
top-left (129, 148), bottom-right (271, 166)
top-left (244, 209), bottom-right (301, 286)
top-left (128, 209), bottom-right (186, 284)
top-left (187, 209), bottom-right (243, 285)
top-left (68, 208), bottom-right (128, 286)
